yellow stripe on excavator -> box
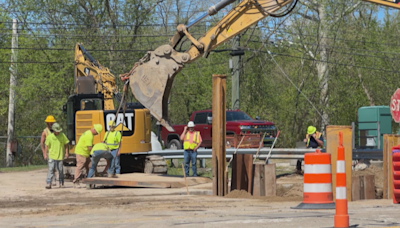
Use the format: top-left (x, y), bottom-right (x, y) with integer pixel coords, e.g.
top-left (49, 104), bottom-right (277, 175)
top-left (363, 0), bottom-right (400, 9)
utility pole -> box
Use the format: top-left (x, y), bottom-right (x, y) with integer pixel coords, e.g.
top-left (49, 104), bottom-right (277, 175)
top-left (7, 19), bottom-right (18, 167)
top-left (230, 0), bottom-right (244, 110)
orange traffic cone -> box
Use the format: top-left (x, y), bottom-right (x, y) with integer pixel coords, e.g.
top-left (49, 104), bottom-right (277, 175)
top-left (334, 132), bottom-right (349, 228)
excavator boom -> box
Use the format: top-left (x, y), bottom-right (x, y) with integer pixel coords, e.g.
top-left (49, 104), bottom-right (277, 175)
top-left (121, 0), bottom-right (400, 132)
top-left (75, 43), bottom-right (120, 110)
top-left (121, 0), bottom-right (294, 131)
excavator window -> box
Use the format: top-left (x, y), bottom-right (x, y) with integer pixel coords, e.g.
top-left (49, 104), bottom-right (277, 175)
top-left (81, 99), bottom-right (102, 110)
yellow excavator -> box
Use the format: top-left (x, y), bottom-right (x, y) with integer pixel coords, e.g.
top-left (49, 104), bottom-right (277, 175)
top-left (74, 43), bottom-right (120, 110)
top-left (65, 0), bottom-right (400, 176)
top-left (64, 43), bottom-right (167, 174)
top-left (120, 0), bottom-right (400, 132)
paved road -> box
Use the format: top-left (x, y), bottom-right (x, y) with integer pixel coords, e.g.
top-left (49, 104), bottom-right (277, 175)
top-left (1, 169), bottom-right (399, 228)
top-left (0, 194), bottom-right (399, 228)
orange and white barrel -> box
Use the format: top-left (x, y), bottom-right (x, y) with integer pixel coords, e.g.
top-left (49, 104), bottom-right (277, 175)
top-left (293, 149), bottom-right (335, 209)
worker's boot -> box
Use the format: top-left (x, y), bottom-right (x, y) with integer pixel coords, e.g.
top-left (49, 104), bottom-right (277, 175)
top-left (45, 183), bottom-right (51, 189)
top-left (73, 181), bottom-right (81, 188)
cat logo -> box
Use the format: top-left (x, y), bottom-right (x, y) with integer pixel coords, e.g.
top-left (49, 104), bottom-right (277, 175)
top-left (105, 113), bottom-right (134, 132)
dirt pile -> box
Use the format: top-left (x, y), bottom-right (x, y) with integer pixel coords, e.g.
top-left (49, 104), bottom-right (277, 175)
top-left (225, 190), bottom-right (253, 199)
top-left (278, 184), bottom-right (303, 198)
top-left (276, 173), bottom-right (303, 198)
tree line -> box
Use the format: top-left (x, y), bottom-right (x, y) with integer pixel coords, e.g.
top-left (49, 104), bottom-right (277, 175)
top-left (0, 0), bottom-right (398, 166)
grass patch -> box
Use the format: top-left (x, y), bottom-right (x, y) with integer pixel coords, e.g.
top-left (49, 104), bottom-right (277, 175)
top-left (167, 158), bottom-right (229, 179)
top-left (0, 165), bottom-right (47, 173)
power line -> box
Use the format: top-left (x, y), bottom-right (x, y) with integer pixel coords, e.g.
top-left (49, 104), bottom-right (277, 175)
top-left (248, 39), bottom-right (400, 59)
top-left (0, 32), bottom-right (204, 38)
top-left (0, 20), bottom-right (216, 28)
top-left (264, 47), bottom-right (326, 122)
top-left (241, 47), bottom-right (400, 74)
top-left (257, 28), bottom-right (400, 47)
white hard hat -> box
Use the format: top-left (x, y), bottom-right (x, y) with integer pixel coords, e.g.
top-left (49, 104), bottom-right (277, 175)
top-left (187, 121), bottom-right (195, 127)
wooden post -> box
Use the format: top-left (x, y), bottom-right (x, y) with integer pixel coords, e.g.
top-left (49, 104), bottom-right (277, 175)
top-left (212, 74), bottom-right (227, 196)
top-left (351, 176), bottom-right (361, 201)
top-left (364, 175), bottom-right (375, 200)
top-left (326, 126), bottom-right (353, 201)
top-left (264, 163), bottom-right (277, 196)
top-left (231, 154), bottom-right (253, 193)
top-left (352, 175), bottom-right (375, 201)
top-left (383, 134), bottom-right (399, 199)
top-left (252, 163), bottom-right (265, 196)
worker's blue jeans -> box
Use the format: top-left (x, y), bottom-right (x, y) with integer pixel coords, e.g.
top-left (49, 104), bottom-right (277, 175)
top-left (46, 159), bottom-right (64, 184)
top-left (184, 150), bottom-right (197, 177)
top-left (87, 150), bottom-right (114, 178)
top-left (110, 149), bottom-right (121, 174)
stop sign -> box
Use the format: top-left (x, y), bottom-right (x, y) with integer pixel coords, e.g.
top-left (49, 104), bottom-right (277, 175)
top-left (390, 88), bottom-right (400, 123)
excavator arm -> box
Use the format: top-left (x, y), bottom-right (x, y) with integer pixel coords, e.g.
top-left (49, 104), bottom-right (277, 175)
top-left (121, 0), bottom-right (400, 132)
top-left (75, 43), bottom-right (120, 110)
top-left (121, 0), bottom-right (295, 131)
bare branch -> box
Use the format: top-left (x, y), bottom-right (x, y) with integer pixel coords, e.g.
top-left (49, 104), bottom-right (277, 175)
top-left (333, 2), bottom-right (361, 24)
top-left (295, 12), bottom-right (318, 21)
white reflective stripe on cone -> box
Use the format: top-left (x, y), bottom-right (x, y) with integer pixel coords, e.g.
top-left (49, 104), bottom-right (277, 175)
top-left (304, 183), bottom-right (333, 193)
top-left (336, 187), bottom-right (347, 199)
top-left (337, 160), bottom-right (345, 173)
top-left (304, 164), bottom-right (331, 174)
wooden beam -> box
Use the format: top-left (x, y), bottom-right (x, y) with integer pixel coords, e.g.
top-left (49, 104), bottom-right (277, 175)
top-left (265, 163), bottom-right (277, 196)
top-left (231, 154), bottom-right (253, 193)
top-left (252, 163), bottom-right (265, 196)
top-left (383, 134), bottom-right (398, 199)
top-left (352, 176), bottom-right (361, 201)
top-left (364, 175), bottom-right (375, 200)
top-left (212, 74), bottom-right (227, 196)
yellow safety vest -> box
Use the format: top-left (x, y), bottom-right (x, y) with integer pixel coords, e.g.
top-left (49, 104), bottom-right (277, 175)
top-left (183, 131), bottom-right (200, 150)
top-left (306, 131), bottom-right (323, 148)
top-left (104, 131), bottom-right (121, 150)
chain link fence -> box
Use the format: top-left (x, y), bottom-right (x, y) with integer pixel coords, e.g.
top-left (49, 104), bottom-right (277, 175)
top-left (0, 136), bottom-right (46, 168)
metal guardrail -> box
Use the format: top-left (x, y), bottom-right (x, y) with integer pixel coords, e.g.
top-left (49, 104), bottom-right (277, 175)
top-left (352, 149), bottom-right (382, 160)
top-left (143, 148), bottom-right (383, 160)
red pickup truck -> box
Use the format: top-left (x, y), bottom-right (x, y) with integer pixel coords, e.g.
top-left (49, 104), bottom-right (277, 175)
top-left (161, 109), bottom-right (277, 149)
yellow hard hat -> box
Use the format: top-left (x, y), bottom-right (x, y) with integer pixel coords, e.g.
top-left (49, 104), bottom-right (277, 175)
top-left (45, 115), bottom-right (56, 123)
top-left (93, 124), bottom-right (103, 134)
top-left (108, 120), bottom-right (115, 127)
top-left (307, 126), bottom-right (316, 135)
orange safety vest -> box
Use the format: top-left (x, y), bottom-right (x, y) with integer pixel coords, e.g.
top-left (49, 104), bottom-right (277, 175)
top-left (183, 131), bottom-right (200, 150)
top-left (306, 131), bottom-right (323, 148)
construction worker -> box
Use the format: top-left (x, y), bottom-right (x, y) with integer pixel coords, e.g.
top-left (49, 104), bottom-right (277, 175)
top-left (87, 142), bottom-right (114, 178)
top-left (44, 123), bottom-right (69, 189)
top-left (180, 121), bottom-right (202, 177)
top-left (296, 126), bottom-right (324, 173)
top-left (104, 120), bottom-right (122, 176)
top-left (73, 124), bottom-right (103, 188)
top-left (303, 126), bottom-right (324, 148)
top-left (41, 115), bottom-right (58, 185)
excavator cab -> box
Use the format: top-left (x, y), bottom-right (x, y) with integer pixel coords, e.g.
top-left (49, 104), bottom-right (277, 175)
top-left (63, 93), bottom-right (104, 145)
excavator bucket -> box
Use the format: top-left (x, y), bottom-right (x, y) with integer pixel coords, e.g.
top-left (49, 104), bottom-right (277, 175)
top-left (124, 45), bottom-right (191, 132)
